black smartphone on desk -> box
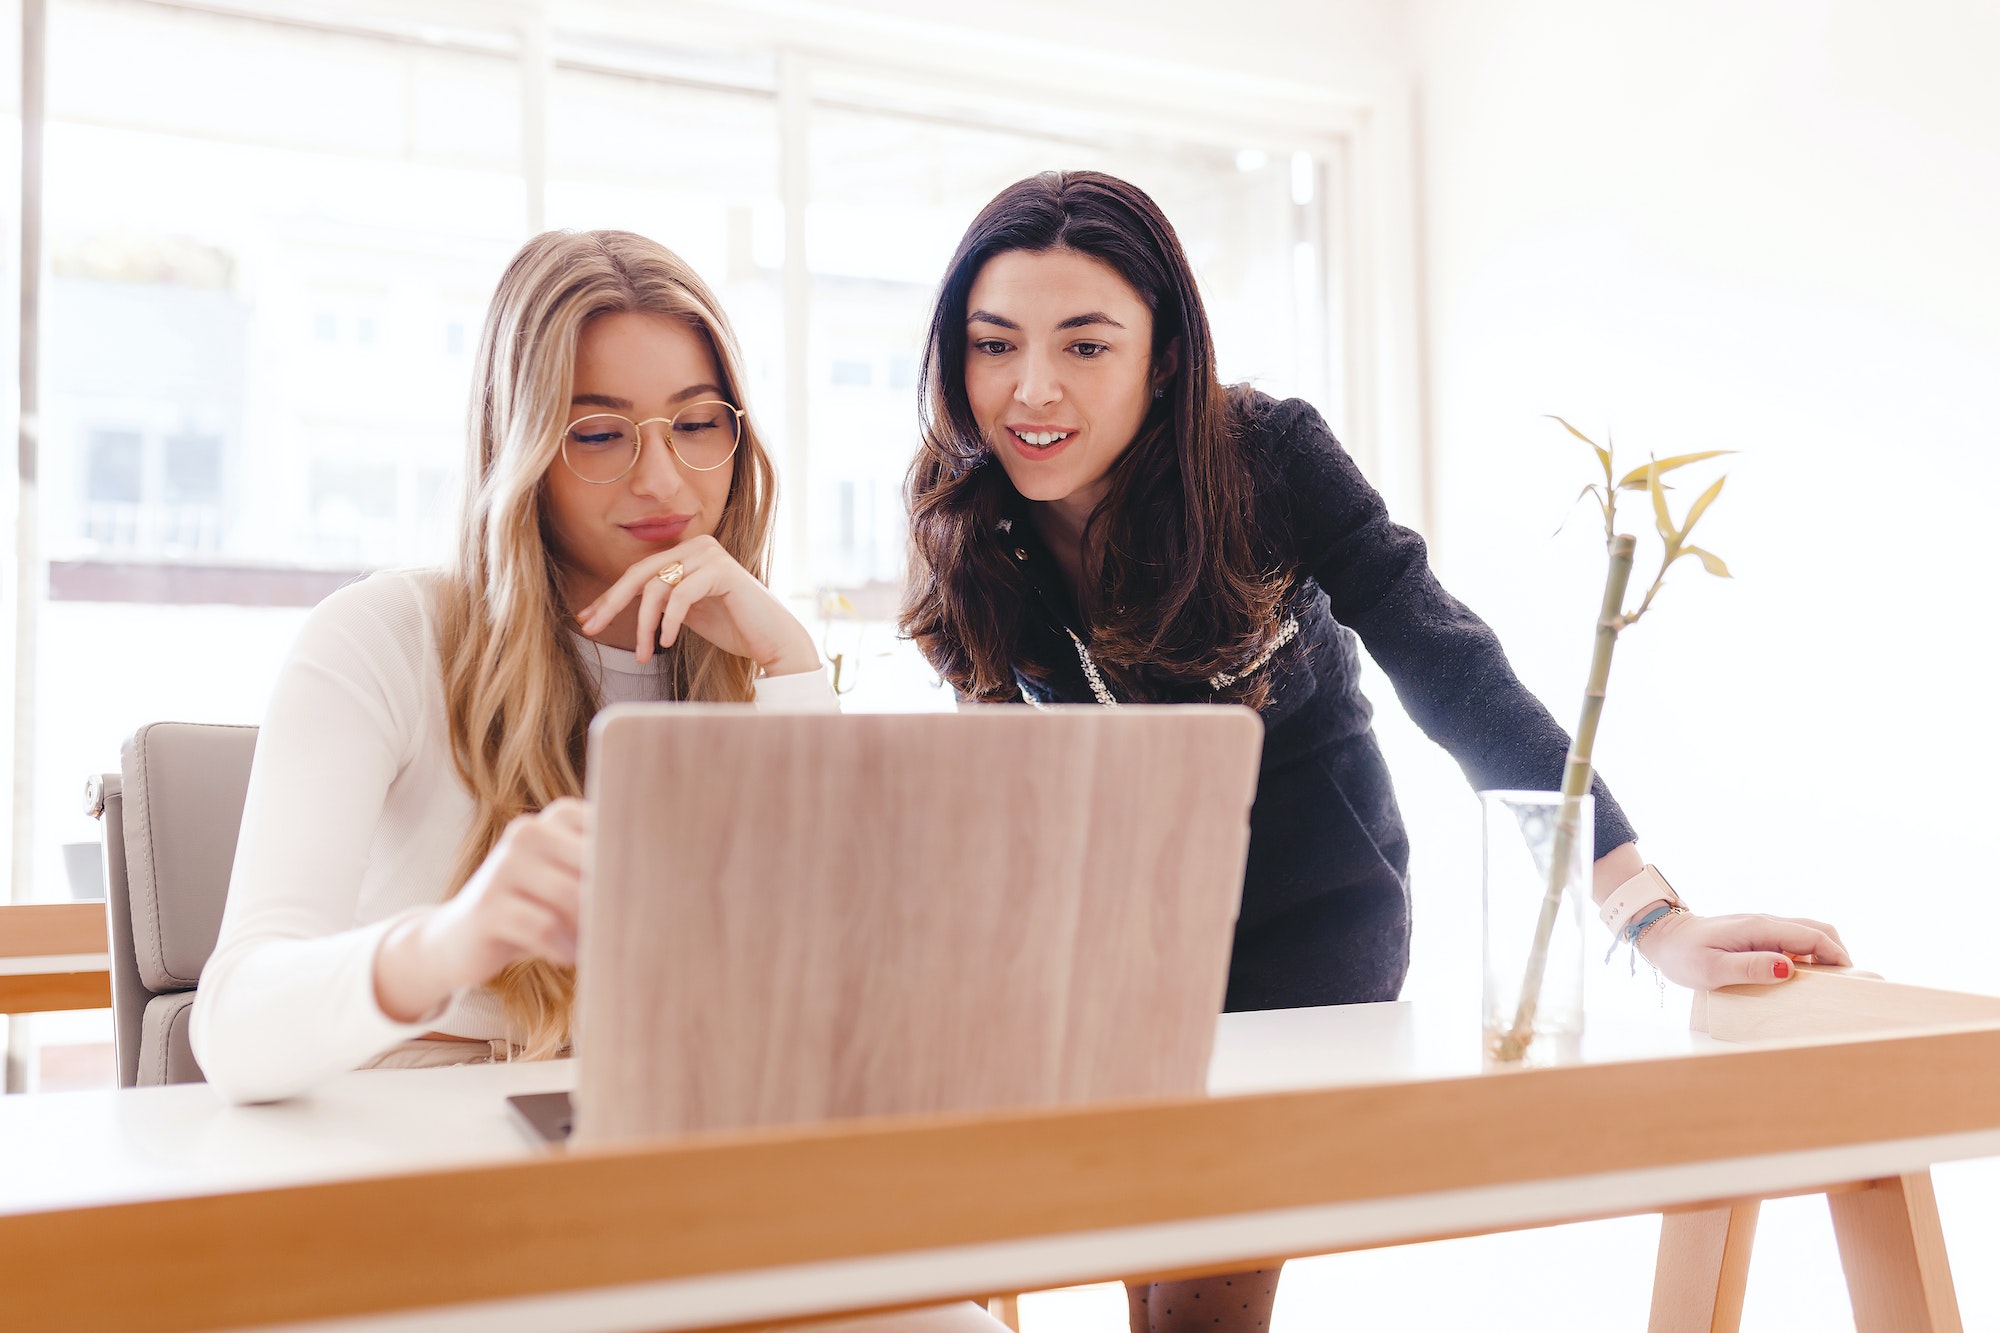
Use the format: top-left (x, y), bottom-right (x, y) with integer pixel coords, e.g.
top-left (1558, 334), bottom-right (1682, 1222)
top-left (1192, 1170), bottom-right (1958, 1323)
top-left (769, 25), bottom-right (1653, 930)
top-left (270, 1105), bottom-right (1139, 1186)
top-left (506, 1091), bottom-right (574, 1145)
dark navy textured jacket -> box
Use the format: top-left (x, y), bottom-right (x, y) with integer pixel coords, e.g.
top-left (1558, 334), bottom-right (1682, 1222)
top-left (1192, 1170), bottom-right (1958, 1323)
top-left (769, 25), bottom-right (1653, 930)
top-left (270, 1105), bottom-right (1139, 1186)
top-left (1002, 393), bottom-right (1636, 1012)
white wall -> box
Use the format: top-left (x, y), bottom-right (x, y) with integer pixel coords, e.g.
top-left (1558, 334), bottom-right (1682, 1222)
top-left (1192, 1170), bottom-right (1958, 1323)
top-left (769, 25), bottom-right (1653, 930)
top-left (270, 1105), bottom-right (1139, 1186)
top-left (1403, 6), bottom-right (2000, 1324)
top-left (1413, 0), bottom-right (2000, 990)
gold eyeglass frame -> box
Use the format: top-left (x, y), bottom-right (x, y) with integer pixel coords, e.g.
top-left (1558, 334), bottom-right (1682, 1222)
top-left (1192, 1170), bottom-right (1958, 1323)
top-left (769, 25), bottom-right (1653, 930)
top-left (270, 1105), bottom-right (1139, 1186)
top-left (556, 401), bottom-right (746, 483)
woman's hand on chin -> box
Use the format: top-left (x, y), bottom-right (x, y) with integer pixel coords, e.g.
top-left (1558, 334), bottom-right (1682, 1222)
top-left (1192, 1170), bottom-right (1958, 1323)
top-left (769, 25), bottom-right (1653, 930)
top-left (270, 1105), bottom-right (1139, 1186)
top-left (1637, 910), bottom-right (1853, 990)
top-left (372, 799), bottom-right (588, 1024)
top-left (575, 536), bottom-right (821, 676)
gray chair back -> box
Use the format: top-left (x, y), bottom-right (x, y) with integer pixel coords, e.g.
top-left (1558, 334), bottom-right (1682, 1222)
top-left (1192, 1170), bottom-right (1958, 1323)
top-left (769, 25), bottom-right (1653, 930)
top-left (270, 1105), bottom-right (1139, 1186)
top-left (91, 722), bottom-right (258, 1087)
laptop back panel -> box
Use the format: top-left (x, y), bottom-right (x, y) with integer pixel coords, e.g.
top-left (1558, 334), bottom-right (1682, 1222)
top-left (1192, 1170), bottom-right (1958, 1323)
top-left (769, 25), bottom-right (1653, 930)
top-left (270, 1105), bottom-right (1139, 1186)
top-left (575, 706), bottom-right (1262, 1144)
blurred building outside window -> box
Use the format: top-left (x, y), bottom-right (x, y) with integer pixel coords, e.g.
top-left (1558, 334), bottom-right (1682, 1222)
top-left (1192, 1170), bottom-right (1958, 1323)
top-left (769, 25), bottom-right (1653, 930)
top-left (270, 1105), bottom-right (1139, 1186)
top-left (9, 0), bottom-right (1353, 1035)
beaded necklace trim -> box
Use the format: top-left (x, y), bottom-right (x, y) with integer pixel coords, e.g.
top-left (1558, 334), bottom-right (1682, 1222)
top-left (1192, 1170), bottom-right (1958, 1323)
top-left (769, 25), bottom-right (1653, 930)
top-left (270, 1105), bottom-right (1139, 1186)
top-left (1209, 616), bottom-right (1299, 690)
top-left (1067, 629), bottom-right (1121, 707)
top-left (1062, 614), bottom-right (1301, 707)
top-left (1003, 513), bottom-right (1298, 706)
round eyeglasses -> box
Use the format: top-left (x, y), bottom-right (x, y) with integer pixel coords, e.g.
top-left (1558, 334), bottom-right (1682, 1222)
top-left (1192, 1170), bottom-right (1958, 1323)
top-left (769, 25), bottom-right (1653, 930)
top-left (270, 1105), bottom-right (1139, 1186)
top-left (557, 401), bottom-right (745, 483)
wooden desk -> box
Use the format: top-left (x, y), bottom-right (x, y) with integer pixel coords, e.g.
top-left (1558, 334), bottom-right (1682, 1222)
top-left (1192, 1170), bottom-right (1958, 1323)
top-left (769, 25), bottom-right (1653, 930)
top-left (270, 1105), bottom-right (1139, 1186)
top-left (0, 901), bottom-right (111, 1014)
top-left (3, 1001), bottom-right (1996, 1333)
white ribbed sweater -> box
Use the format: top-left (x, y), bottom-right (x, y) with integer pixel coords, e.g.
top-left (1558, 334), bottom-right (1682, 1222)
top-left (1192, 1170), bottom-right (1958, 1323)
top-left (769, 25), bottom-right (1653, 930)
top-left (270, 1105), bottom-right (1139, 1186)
top-left (191, 568), bottom-right (835, 1103)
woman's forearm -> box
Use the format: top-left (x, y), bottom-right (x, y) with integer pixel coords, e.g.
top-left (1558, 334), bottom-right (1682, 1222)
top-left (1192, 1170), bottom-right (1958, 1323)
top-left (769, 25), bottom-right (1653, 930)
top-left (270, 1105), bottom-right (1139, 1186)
top-left (194, 922), bottom-right (438, 1104)
top-left (372, 908), bottom-right (457, 1024)
top-left (1591, 840), bottom-right (1646, 907)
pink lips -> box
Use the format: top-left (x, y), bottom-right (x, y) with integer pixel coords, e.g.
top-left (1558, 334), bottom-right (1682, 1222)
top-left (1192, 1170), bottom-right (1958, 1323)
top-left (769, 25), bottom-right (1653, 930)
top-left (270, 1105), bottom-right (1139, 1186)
top-left (1004, 425), bottom-right (1079, 461)
top-left (621, 514), bottom-right (694, 544)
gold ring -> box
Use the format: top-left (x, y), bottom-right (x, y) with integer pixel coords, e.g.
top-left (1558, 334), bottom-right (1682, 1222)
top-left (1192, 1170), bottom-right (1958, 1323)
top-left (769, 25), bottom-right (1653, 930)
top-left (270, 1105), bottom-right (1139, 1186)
top-left (656, 561), bottom-right (686, 588)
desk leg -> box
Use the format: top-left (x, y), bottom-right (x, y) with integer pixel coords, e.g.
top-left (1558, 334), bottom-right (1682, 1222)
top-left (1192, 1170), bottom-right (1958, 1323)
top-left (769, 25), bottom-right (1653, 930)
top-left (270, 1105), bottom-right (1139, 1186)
top-left (1827, 1172), bottom-right (1963, 1333)
top-left (1649, 1200), bottom-right (1760, 1333)
top-left (985, 1295), bottom-right (1021, 1330)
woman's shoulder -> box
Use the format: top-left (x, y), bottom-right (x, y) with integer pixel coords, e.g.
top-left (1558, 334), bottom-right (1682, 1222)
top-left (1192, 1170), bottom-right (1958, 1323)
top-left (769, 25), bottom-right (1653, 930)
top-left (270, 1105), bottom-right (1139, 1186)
top-left (291, 567), bottom-right (450, 698)
top-left (1228, 388), bottom-right (1371, 522)
top-left (1230, 388), bottom-right (1342, 458)
top-left (308, 566), bottom-right (444, 638)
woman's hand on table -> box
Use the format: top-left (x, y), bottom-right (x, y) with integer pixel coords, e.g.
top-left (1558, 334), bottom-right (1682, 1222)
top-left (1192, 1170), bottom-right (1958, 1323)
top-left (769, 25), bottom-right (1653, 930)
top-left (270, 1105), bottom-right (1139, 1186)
top-left (1637, 910), bottom-right (1852, 989)
top-left (372, 798), bottom-right (588, 1024)
top-left (576, 537), bottom-right (820, 677)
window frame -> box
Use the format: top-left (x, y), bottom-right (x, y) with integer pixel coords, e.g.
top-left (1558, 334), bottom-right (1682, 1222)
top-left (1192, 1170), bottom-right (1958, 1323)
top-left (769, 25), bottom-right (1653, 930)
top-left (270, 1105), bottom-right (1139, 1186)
top-left (4, 0), bottom-right (1385, 927)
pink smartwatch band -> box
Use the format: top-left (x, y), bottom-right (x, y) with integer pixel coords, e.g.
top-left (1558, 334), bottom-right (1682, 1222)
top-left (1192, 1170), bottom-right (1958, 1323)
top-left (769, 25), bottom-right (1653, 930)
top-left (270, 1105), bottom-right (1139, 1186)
top-left (1599, 864), bottom-right (1683, 935)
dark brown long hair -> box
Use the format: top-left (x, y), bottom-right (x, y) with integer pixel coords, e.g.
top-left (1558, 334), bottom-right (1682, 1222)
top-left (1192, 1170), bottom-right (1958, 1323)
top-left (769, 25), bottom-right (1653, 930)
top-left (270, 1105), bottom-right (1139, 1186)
top-left (900, 170), bottom-right (1289, 707)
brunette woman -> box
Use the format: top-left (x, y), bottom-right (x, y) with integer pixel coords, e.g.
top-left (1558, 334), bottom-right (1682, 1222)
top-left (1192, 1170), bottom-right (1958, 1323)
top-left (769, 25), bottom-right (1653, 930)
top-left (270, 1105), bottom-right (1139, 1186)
top-left (901, 172), bottom-right (1849, 1333)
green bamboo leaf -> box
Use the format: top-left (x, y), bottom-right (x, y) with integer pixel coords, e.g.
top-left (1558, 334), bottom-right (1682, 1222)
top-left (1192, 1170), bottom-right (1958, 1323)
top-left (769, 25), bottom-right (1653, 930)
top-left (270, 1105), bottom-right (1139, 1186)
top-left (1648, 460), bottom-right (1674, 544)
top-left (1685, 545), bottom-right (1732, 577)
top-left (1547, 414), bottom-right (1611, 483)
top-left (1616, 450), bottom-right (1734, 490)
top-left (1681, 474), bottom-right (1726, 539)
top-left (1553, 484), bottom-right (1607, 536)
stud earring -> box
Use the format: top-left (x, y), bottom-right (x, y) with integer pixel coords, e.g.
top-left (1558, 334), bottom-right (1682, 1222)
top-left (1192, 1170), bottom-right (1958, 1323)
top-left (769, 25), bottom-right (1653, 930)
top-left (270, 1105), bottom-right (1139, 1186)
top-left (1153, 387), bottom-right (1166, 399)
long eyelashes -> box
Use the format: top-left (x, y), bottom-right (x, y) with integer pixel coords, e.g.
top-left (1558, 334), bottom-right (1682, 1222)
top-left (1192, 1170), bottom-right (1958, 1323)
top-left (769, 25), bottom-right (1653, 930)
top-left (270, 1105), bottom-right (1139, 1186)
top-left (968, 340), bottom-right (1110, 358)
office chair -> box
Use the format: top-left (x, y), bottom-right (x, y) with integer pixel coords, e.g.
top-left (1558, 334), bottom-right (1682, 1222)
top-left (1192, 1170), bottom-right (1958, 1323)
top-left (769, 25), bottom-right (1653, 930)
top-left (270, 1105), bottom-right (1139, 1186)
top-left (89, 722), bottom-right (257, 1087)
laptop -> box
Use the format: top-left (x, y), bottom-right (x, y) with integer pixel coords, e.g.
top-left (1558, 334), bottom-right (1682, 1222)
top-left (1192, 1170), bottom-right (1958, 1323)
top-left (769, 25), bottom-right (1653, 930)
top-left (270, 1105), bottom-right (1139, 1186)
top-left (512, 704), bottom-right (1263, 1147)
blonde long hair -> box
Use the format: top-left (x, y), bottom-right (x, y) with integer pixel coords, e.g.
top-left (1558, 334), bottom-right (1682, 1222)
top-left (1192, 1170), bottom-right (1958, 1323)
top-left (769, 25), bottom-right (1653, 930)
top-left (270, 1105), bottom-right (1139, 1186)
top-left (436, 230), bottom-right (778, 1058)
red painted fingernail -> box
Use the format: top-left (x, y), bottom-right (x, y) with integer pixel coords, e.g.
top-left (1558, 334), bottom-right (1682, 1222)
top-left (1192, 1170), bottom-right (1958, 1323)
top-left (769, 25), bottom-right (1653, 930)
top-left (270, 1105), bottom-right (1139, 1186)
top-left (1773, 958), bottom-right (1791, 979)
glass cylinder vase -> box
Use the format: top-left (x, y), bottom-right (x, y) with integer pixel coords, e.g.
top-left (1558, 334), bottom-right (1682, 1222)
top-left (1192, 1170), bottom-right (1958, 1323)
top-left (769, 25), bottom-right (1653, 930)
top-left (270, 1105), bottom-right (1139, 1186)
top-left (1481, 790), bottom-right (1592, 1066)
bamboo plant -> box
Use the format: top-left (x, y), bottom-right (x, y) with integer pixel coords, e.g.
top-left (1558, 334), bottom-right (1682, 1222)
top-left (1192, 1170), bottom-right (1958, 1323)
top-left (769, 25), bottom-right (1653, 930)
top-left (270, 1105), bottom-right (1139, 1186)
top-left (1489, 419), bottom-right (1733, 1063)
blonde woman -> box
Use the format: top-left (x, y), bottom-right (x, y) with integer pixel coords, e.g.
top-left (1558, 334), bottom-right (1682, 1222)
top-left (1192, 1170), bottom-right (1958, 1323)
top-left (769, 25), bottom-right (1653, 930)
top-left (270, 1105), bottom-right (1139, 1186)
top-left (193, 230), bottom-right (836, 1103)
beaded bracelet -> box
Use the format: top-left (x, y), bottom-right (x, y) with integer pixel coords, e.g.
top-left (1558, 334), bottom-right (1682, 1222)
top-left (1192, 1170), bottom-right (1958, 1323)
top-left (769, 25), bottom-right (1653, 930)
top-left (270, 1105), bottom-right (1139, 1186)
top-left (1604, 901), bottom-right (1682, 971)
top-left (1633, 903), bottom-right (1687, 950)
